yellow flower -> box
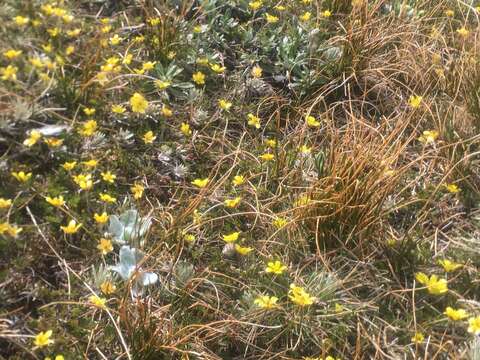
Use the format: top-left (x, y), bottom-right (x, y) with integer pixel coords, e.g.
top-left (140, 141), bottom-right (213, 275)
top-left (83, 107), bottom-right (96, 116)
top-left (196, 57), bottom-right (209, 66)
top-left (259, 153), bottom-right (274, 161)
top-left (411, 332), bottom-right (424, 344)
top-left (223, 232), bottom-right (240, 243)
top-left (89, 295), bottom-right (107, 309)
top-left (42, 44), bottom-right (53, 53)
top-left (249, 1), bottom-right (263, 10)
top-left (82, 159), bottom-right (98, 168)
top-left (67, 28), bottom-right (81, 37)
top-left (109, 34), bottom-right (123, 45)
top-left (247, 113), bottom-right (261, 129)
top-left (101, 171), bottom-right (116, 183)
top-left (12, 171), bottom-right (32, 182)
top-left (65, 46), bottom-right (75, 56)
top-left (184, 233), bottom-right (196, 243)
top-left (61, 219), bottom-right (82, 234)
top-left (0, 198), bottom-right (12, 209)
top-left (288, 284), bottom-right (315, 306)
top-left (3, 49), bottom-right (22, 60)
top-left (232, 175), bottom-right (245, 186)
top-left (295, 195), bottom-right (311, 206)
top-left (415, 272), bottom-right (448, 295)
top-left (273, 217), bottom-right (288, 228)
top-left (100, 280), bottom-right (116, 295)
top-left (33, 330), bottom-right (53, 348)
top-left (99, 193), bottom-right (116, 203)
top-left (1, 65), bottom-right (18, 81)
top-left (44, 138), bottom-right (63, 148)
top-left (148, 17), bottom-right (161, 26)
top-left (251, 65), bottom-right (262, 78)
top-left (155, 80), bottom-right (171, 90)
top-left (274, 5), bottom-right (286, 11)
top-left (265, 138), bottom-right (277, 148)
top-left (13, 15), bottom-right (29, 26)
top-left (210, 64), bottom-right (225, 73)
top-left (131, 183), bottom-right (145, 199)
top-left (130, 93), bottom-right (149, 113)
top-left (111, 104), bottom-right (126, 114)
top-left (300, 12), bottom-right (312, 21)
top-left (235, 244), bottom-right (253, 255)
top-left (444, 183), bottom-right (460, 193)
top-left (94, 212), bottom-right (109, 224)
top-left (23, 130), bottom-right (42, 147)
top-left (322, 10), bottom-right (332, 18)
top-left (418, 130), bottom-right (439, 144)
top-left (97, 238), bottom-right (113, 255)
top-left (78, 120), bottom-right (98, 136)
top-left (62, 161), bottom-right (77, 171)
top-left (444, 9), bottom-right (454, 17)
top-left (468, 316), bottom-right (480, 335)
top-left (0, 223), bottom-right (22, 237)
top-left (444, 307), bottom-right (468, 321)
top-left (192, 71), bottom-right (206, 85)
top-left (224, 197), bottom-right (242, 208)
top-left (266, 260), bottom-right (287, 275)
top-left (299, 144), bottom-right (311, 154)
top-left (438, 259), bottom-right (462, 272)
top-left (192, 178), bottom-right (209, 188)
top-left (306, 115), bottom-right (320, 127)
top-left (142, 61), bottom-right (156, 71)
top-left (73, 174), bottom-right (93, 190)
top-left (254, 295), bottom-right (278, 309)
top-left (47, 27), bottom-right (60, 37)
top-left (122, 53), bottom-right (133, 65)
top-left (161, 105), bottom-right (173, 117)
top-left (456, 27), bottom-right (469, 38)
top-left (265, 13), bottom-right (279, 23)
top-left (408, 95), bottom-right (423, 108)
top-left (180, 123), bottom-right (192, 137)
top-left (218, 99), bottom-right (232, 110)
top-left (46, 196), bottom-right (65, 207)
top-left (101, 25), bottom-right (112, 33)
top-left (143, 131), bottom-right (156, 144)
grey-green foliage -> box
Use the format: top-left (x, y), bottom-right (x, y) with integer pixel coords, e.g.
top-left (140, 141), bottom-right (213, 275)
top-left (108, 209), bottom-right (152, 246)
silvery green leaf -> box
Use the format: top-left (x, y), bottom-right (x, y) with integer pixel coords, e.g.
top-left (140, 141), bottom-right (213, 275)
top-left (108, 215), bottom-right (126, 244)
top-left (139, 272), bottom-right (158, 286)
top-left (36, 124), bottom-right (69, 136)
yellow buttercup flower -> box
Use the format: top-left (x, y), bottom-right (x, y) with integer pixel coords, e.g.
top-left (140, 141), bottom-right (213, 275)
top-left (94, 212), bottom-right (109, 224)
top-left (155, 80), bottom-right (171, 90)
top-left (111, 104), bottom-right (126, 114)
top-left (247, 113), bottom-right (261, 129)
top-left (210, 63), bottom-right (225, 73)
top-left (254, 295), bottom-right (278, 309)
top-left (322, 10), bottom-right (332, 18)
top-left (299, 144), bottom-right (311, 154)
top-left (161, 105), bottom-right (173, 117)
top-left (411, 332), bottom-right (424, 344)
top-left (235, 244), bottom-right (253, 255)
top-left (12, 171), bottom-right (32, 182)
top-left (223, 232), bottom-right (240, 243)
top-left (415, 272), bottom-right (448, 295)
top-left (444, 183), bottom-right (460, 193)
top-left (131, 183), bottom-right (145, 199)
top-left (180, 123), bottom-right (192, 137)
top-left (23, 130), bottom-right (42, 147)
top-left (0, 198), bottom-right (12, 208)
top-left (100, 280), bottom-right (116, 295)
top-left (273, 217), bottom-right (288, 228)
top-left (72, 174), bottom-right (93, 190)
top-left (78, 120), bottom-right (98, 136)
top-left (259, 153), bottom-right (274, 161)
top-left (468, 316), bottom-right (480, 335)
top-left (444, 9), bottom-right (454, 17)
top-left (99, 193), bottom-right (116, 203)
top-left (46, 196), bottom-right (65, 207)
top-left (62, 161), bottom-right (77, 171)
top-left (251, 65), bottom-right (262, 78)
top-left (44, 137), bottom-right (63, 148)
top-left (89, 295), bottom-right (107, 309)
top-left (224, 197), bottom-right (241, 208)
top-left (192, 178), bottom-right (209, 188)
top-left (61, 219), bottom-right (82, 234)
top-left (288, 284), bottom-right (315, 306)
top-left (33, 330), bottom-right (53, 348)
top-left (249, 1), bottom-right (263, 10)
top-left (218, 99), bottom-right (232, 110)
top-left (306, 115), bottom-right (320, 127)
top-left (82, 159), bottom-right (98, 168)
top-left (232, 175), bottom-right (245, 186)
top-left (299, 12), bottom-right (312, 21)
top-left (101, 171), bottom-right (116, 183)
top-left (265, 138), bottom-right (277, 148)
top-left (143, 131), bottom-right (156, 144)
top-left (265, 13), bottom-right (279, 23)
top-left (109, 34), bottom-right (123, 45)
top-left (130, 93), bottom-right (149, 113)
top-left (438, 259), bottom-right (462, 272)
top-left (266, 260), bottom-right (287, 275)
top-left (83, 107), bottom-right (96, 116)
top-left (192, 71), bottom-right (206, 85)
top-left (148, 17), bottom-right (161, 26)
top-left (1, 65), bottom-right (18, 81)
top-left (0, 223), bottom-right (22, 237)
top-left (97, 238), bottom-right (113, 255)
top-left (456, 27), bottom-right (469, 38)
top-left (444, 307), bottom-right (468, 321)
top-left (418, 130), bottom-right (439, 144)
top-left (3, 49), bottom-right (22, 60)
top-left (408, 95), bottom-right (423, 108)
